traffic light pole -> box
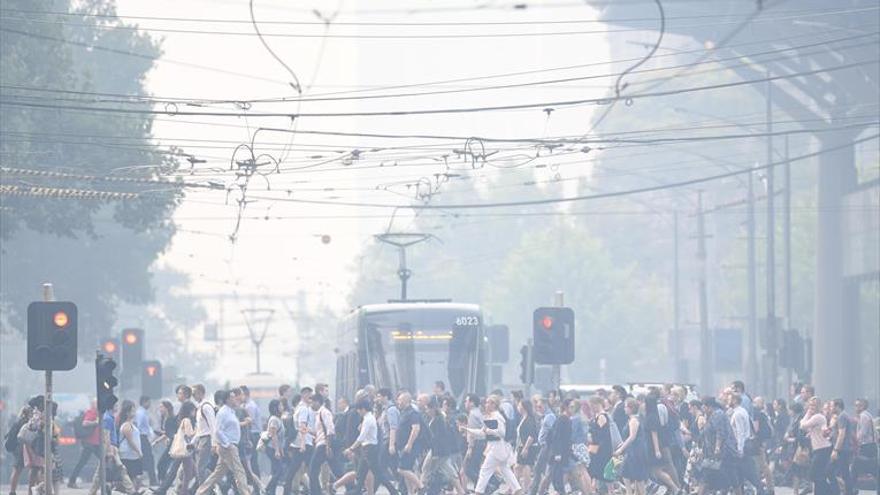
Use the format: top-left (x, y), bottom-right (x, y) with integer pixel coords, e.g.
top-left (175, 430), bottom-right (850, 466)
top-left (41, 283), bottom-right (54, 495)
top-left (551, 291), bottom-right (564, 392)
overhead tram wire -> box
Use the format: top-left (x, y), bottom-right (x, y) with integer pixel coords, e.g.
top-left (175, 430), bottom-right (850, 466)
top-left (3, 58), bottom-right (876, 118)
top-left (1, 5), bottom-right (872, 26)
top-left (5, 5), bottom-right (877, 39)
top-left (3, 33), bottom-right (875, 106)
top-left (3, 119), bottom-right (874, 158)
top-left (243, 133), bottom-right (879, 210)
top-left (0, 28), bottom-right (292, 87)
top-left (1, 26), bottom-right (872, 104)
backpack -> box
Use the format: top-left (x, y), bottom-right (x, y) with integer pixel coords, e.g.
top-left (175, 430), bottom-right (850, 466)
top-left (73, 411), bottom-right (95, 440)
top-left (4, 418), bottom-right (25, 453)
top-left (498, 410), bottom-right (517, 445)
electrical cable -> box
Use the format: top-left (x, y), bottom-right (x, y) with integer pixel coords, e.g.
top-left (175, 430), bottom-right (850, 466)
top-left (242, 133), bottom-right (879, 209)
top-left (2, 59), bottom-right (874, 118)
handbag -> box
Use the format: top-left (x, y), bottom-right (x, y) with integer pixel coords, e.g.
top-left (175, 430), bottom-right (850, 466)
top-left (793, 445), bottom-right (810, 466)
top-left (169, 419), bottom-right (191, 459)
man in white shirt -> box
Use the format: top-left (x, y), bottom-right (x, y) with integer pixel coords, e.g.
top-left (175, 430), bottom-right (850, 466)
top-left (729, 393), bottom-right (765, 495)
top-left (853, 398), bottom-right (878, 487)
top-left (308, 393), bottom-right (343, 495)
top-left (195, 389), bottom-right (251, 495)
top-left (240, 386), bottom-right (262, 477)
top-left (192, 384), bottom-right (217, 486)
top-left (282, 387), bottom-right (313, 495)
top-left (347, 400), bottom-right (399, 495)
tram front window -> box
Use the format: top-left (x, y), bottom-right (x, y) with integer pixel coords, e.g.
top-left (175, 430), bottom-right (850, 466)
top-left (363, 308), bottom-right (480, 396)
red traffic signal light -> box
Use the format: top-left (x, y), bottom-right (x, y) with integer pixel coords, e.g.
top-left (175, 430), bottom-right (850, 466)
top-left (27, 301), bottom-right (78, 371)
top-left (142, 360), bottom-right (163, 399)
top-left (123, 331), bottom-right (139, 345)
top-left (102, 340), bottom-right (117, 354)
top-left (541, 315), bottom-right (554, 330)
top-left (53, 311), bottom-right (70, 328)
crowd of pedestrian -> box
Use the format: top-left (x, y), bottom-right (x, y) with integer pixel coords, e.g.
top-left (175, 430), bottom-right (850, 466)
top-left (4, 380), bottom-right (878, 495)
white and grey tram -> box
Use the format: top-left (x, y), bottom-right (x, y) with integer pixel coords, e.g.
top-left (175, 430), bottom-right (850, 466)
top-left (335, 301), bottom-right (487, 400)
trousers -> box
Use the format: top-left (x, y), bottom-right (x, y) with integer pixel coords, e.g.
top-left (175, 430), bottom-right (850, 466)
top-left (356, 445), bottom-right (399, 495)
top-left (195, 445), bottom-right (252, 495)
top-left (474, 443), bottom-right (520, 495)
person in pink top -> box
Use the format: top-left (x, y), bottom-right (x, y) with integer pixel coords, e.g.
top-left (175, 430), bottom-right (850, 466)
top-left (800, 397), bottom-right (832, 495)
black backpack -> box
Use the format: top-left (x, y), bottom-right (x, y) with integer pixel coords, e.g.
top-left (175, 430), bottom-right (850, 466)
top-left (498, 410), bottom-right (517, 445)
top-left (73, 411), bottom-right (95, 440)
top-left (4, 418), bottom-right (25, 453)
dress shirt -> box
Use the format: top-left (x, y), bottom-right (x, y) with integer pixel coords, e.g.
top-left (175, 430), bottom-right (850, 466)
top-left (730, 405), bottom-right (751, 456)
top-left (294, 404), bottom-right (313, 448)
top-left (538, 411), bottom-right (557, 446)
top-left (244, 399), bottom-right (262, 432)
top-left (195, 400), bottom-right (217, 439)
top-left (857, 410), bottom-right (876, 446)
top-left (314, 406), bottom-right (335, 447)
top-left (214, 405), bottom-right (241, 448)
top-left (356, 412), bottom-right (378, 446)
top-left (466, 406), bottom-right (484, 445)
top-left (135, 407), bottom-right (154, 440)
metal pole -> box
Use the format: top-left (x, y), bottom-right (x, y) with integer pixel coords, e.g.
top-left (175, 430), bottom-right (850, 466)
top-left (551, 291), bottom-right (563, 391)
top-left (399, 247), bottom-right (408, 301)
top-left (747, 169), bottom-right (759, 390)
top-left (784, 135), bottom-right (792, 393)
top-left (673, 210), bottom-right (683, 382)
top-left (96, 351), bottom-right (108, 495)
top-left (255, 342), bottom-right (262, 374)
top-left (42, 283), bottom-right (54, 495)
top-left (766, 76), bottom-right (778, 397)
top-left (697, 193), bottom-right (712, 394)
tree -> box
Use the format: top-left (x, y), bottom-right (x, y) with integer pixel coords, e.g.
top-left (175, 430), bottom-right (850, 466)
top-left (0, 0), bottom-right (185, 350)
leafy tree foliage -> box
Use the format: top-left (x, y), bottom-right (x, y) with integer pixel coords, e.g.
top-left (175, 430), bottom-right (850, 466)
top-left (0, 0), bottom-right (183, 350)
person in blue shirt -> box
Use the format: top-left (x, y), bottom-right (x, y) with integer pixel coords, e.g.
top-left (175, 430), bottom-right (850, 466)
top-left (194, 390), bottom-right (251, 495)
top-left (87, 400), bottom-right (137, 495)
top-left (135, 396), bottom-right (157, 486)
top-left (528, 396), bottom-right (556, 495)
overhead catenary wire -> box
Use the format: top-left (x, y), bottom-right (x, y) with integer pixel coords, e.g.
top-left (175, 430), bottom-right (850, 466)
top-left (2, 59), bottom-right (876, 118)
top-left (1, 5), bottom-right (872, 27)
top-left (241, 133), bottom-right (879, 209)
top-left (2, 24), bottom-right (872, 103)
top-left (3, 33), bottom-right (875, 106)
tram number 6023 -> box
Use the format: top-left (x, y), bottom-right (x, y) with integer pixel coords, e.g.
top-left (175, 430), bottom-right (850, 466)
top-left (455, 316), bottom-right (480, 327)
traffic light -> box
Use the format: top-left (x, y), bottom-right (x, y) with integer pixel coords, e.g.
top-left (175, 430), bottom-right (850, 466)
top-left (95, 354), bottom-right (118, 413)
top-left (142, 360), bottom-right (163, 399)
top-left (120, 328), bottom-right (144, 386)
top-left (100, 337), bottom-right (120, 362)
top-left (27, 301), bottom-right (78, 371)
top-left (532, 307), bottom-right (575, 365)
top-left (518, 344), bottom-right (534, 385)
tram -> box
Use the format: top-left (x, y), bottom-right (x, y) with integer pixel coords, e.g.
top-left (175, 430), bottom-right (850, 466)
top-left (335, 301), bottom-right (487, 400)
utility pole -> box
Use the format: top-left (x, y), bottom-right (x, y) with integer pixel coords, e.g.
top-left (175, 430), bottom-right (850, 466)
top-left (784, 135), bottom-right (793, 393)
top-left (241, 308), bottom-right (274, 374)
top-left (765, 76), bottom-right (778, 397)
top-left (746, 168), bottom-right (759, 390)
top-left (697, 193), bottom-right (712, 394)
top-left (673, 210), bottom-right (684, 383)
top-left (42, 283), bottom-right (54, 495)
top-left (375, 233), bottom-right (432, 301)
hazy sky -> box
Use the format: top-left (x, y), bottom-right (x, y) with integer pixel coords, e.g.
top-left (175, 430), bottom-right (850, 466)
top-left (111, 0), bottom-right (661, 381)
